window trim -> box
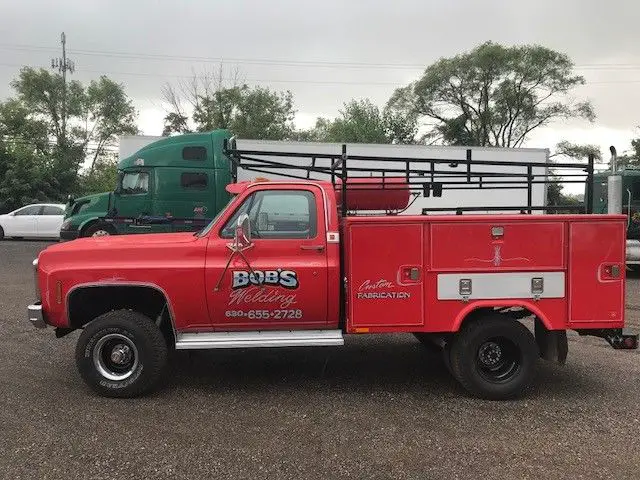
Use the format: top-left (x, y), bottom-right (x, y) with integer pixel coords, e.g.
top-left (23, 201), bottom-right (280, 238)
top-left (219, 189), bottom-right (318, 240)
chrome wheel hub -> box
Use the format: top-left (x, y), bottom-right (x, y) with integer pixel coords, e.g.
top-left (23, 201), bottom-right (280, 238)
top-left (93, 333), bottom-right (138, 381)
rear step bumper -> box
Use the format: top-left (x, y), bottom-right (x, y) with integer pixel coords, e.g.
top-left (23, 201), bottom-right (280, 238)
top-left (175, 330), bottom-right (345, 350)
top-left (576, 328), bottom-right (639, 349)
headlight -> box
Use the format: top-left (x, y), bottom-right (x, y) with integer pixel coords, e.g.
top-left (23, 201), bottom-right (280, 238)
top-left (32, 258), bottom-right (40, 301)
top-left (60, 219), bottom-right (72, 231)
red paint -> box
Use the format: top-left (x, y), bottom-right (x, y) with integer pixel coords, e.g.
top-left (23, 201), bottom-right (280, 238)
top-left (568, 221), bottom-right (625, 326)
top-left (334, 177), bottom-right (409, 211)
top-left (36, 180), bottom-right (629, 340)
top-left (430, 221), bottom-right (565, 271)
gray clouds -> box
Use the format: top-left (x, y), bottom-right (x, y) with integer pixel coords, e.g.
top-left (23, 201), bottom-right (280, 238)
top-left (0, 0), bottom-right (638, 147)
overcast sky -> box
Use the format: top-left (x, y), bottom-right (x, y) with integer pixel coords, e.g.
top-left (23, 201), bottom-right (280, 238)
top-left (1, 0), bottom-right (639, 167)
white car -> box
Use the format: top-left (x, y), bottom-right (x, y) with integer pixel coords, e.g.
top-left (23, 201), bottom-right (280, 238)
top-left (0, 203), bottom-right (66, 240)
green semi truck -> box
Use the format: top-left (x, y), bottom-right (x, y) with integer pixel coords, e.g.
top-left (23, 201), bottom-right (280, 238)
top-left (60, 130), bottom-right (235, 240)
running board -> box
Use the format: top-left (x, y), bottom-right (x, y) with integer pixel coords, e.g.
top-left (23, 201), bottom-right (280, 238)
top-left (174, 330), bottom-right (344, 350)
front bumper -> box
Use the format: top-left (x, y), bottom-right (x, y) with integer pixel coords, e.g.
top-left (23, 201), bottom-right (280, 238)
top-left (28, 302), bottom-right (46, 329)
top-left (59, 229), bottom-right (79, 242)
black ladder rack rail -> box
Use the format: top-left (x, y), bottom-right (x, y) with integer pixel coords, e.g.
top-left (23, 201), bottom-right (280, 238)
top-left (223, 140), bottom-right (595, 218)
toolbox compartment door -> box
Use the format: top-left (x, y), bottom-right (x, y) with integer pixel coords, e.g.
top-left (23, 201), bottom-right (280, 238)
top-left (569, 221), bottom-right (625, 325)
top-left (347, 223), bottom-right (424, 329)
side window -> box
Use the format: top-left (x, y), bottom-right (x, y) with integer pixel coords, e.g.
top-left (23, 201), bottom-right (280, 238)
top-left (183, 146), bottom-right (207, 161)
top-left (222, 190), bottom-right (317, 239)
top-left (42, 206), bottom-right (64, 216)
top-left (14, 205), bottom-right (42, 216)
top-left (181, 172), bottom-right (208, 190)
top-left (120, 172), bottom-right (149, 195)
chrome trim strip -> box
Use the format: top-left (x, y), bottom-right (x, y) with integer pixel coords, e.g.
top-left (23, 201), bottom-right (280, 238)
top-left (175, 329), bottom-right (344, 349)
top-left (627, 240), bottom-right (640, 264)
top-left (437, 272), bottom-right (566, 300)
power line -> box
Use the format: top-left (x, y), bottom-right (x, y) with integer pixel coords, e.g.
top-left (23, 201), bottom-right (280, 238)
top-left (2, 42), bottom-right (640, 71)
top-left (1, 62), bottom-right (639, 87)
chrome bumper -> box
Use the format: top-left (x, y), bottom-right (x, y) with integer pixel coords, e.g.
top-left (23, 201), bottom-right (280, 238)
top-left (28, 303), bottom-right (46, 329)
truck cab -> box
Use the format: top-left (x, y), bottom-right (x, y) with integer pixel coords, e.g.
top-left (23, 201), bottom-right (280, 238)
top-left (60, 130), bottom-right (234, 240)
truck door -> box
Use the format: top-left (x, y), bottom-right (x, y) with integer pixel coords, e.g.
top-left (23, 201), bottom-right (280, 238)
top-left (205, 186), bottom-right (328, 329)
top-left (113, 169), bottom-right (153, 234)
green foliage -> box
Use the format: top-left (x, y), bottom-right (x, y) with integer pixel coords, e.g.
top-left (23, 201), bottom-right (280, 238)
top-left (388, 42), bottom-right (594, 147)
top-left (617, 134), bottom-right (640, 168)
top-left (77, 156), bottom-right (118, 197)
top-left (162, 75), bottom-right (296, 140)
top-left (0, 141), bottom-right (56, 213)
top-left (546, 141), bottom-right (600, 208)
top-left (0, 67), bottom-right (137, 211)
top-left (303, 99), bottom-right (418, 144)
top-left (552, 140), bottom-right (602, 162)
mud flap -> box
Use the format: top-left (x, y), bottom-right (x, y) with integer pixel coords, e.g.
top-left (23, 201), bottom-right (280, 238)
top-left (534, 318), bottom-right (568, 365)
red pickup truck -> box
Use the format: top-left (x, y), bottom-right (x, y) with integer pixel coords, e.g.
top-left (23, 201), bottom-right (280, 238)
top-left (27, 145), bottom-right (637, 399)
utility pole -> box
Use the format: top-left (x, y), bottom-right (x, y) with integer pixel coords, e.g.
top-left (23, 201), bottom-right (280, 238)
top-left (50, 32), bottom-right (75, 148)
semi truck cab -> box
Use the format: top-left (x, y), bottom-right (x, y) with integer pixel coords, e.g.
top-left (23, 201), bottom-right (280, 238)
top-left (60, 130), bottom-right (234, 240)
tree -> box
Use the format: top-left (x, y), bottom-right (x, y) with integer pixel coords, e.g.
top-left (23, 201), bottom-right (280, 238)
top-left (388, 42), bottom-right (594, 147)
top-left (77, 155), bottom-right (118, 196)
top-left (1, 67), bottom-right (138, 201)
top-left (617, 133), bottom-right (640, 168)
top-left (304, 99), bottom-right (418, 144)
top-left (547, 141), bottom-right (601, 208)
top-left (162, 69), bottom-right (296, 140)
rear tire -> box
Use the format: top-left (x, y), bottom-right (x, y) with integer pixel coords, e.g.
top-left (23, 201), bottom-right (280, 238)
top-left (0, 226), bottom-right (4, 240)
top-left (75, 310), bottom-right (168, 398)
top-left (449, 314), bottom-right (538, 400)
top-left (83, 222), bottom-right (116, 238)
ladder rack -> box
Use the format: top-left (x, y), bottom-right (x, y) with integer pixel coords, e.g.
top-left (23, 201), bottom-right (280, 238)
top-left (223, 139), bottom-right (596, 217)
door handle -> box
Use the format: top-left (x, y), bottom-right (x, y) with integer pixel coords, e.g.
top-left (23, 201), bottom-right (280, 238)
top-left (300, 245), bottom-right (325, 251)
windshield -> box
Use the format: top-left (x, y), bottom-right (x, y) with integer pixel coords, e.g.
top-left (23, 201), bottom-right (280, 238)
top-left (196, 196), bottom-right (235, 237)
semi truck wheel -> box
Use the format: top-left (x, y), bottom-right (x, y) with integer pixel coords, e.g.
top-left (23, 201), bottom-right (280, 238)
top-left (449, 314), bottom-right (537, 400)
top-left (83, 222), bottom-right (115, 237)
top-left (75, 310), bottom-right (168, 398)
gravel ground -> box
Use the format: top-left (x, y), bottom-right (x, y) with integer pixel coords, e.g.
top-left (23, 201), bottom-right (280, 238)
top-left (1, 240), bottom-right (639, 480)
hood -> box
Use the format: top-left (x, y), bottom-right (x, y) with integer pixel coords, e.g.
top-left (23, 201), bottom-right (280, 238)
top-left (48, 232), bottom-right (199, 253)
top-left (65, 192), bottom-right (112, 218)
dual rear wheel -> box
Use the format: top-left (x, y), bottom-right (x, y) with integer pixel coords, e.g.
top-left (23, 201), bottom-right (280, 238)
top-left (417, 313), bottom-right (538, 400)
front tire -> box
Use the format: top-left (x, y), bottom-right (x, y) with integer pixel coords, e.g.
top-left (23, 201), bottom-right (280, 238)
top-left (449, 314), bottom-right (538, 400)
top-left (75, 310), bottom-right (168, 398)
top-left (83, 222), bottom-right (116, 237)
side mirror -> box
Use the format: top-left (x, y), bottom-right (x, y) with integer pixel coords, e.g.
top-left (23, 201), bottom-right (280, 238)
top-left (234, 213), bottom-right (252, 250)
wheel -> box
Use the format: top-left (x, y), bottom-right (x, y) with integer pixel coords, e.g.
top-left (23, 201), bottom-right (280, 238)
top-left (83, 222), bottom-right (115, 237)
top-left (449, 314), bottom-right (538, 400)
top-left (75, 310), bottom-right (168, 398)
top-left (0, 226), bottom-right (4, 240)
